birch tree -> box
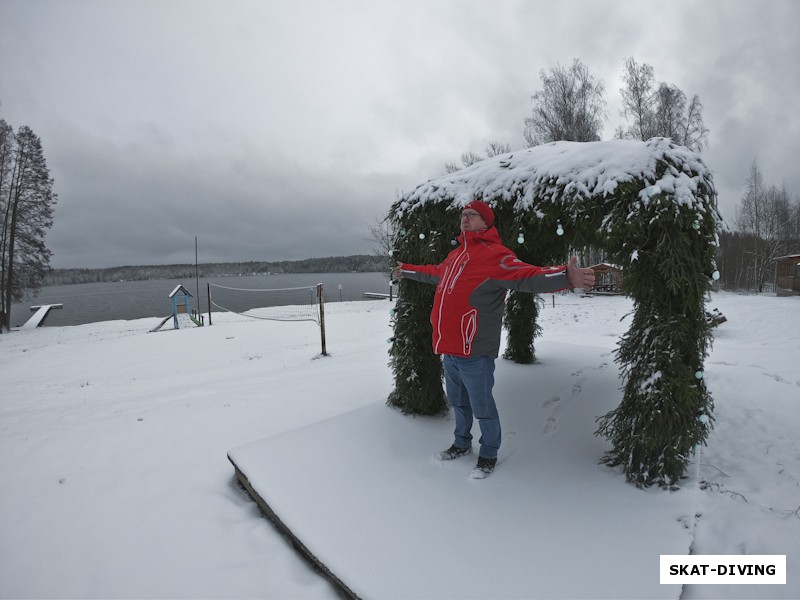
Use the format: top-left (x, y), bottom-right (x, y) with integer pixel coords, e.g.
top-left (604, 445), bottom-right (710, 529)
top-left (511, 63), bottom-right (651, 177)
top-left (617, 57), bottom-right (709, 152)
top-left (523, 58), bottom-right (606, 146)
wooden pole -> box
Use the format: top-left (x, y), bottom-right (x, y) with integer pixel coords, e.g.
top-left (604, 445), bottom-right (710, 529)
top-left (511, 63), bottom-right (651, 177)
top-left (207, 283), bottom-right (212, 326)
top-left (195, 236), bottom-right (200, 315)
top-left (317, 283), bottom-right (327, 356)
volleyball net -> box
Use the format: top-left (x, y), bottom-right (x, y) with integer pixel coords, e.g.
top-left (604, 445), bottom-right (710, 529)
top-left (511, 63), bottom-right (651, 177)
top-left (207, 282), bottom-right (327, 354)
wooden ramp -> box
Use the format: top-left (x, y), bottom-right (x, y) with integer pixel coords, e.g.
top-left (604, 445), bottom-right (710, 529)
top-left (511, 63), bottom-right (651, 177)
top-left (227, 341), bottom-right (699, 599)
top-left (22, 304), bottom-right (63, 329)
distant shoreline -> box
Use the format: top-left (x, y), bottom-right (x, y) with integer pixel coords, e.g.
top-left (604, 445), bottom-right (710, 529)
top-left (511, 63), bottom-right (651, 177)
top-left (46, 254), bottom-right (389, 286)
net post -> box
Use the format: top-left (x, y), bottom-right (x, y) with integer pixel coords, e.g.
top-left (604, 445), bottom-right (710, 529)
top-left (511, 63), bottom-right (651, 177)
top-left (207, 283), bottom-right (213, 326)
top-left (317, 283), bottom-right (328, 356)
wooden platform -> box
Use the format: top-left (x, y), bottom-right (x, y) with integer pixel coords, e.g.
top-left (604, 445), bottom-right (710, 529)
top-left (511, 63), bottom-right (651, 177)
top-left (22, 304), bottom-right (63, 329)
top-left (227, 341), bottom-right (698, 599)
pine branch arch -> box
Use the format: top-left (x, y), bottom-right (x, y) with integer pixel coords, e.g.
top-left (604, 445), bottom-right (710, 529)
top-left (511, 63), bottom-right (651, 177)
top-left (388, 138), bottom-right (722, 488)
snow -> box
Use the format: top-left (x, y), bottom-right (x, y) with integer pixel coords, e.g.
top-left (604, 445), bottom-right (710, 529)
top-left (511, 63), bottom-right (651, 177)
top-left (397, 138), bottom-right (716, 215)
top-left (1, 292), bottom-right (798, 598)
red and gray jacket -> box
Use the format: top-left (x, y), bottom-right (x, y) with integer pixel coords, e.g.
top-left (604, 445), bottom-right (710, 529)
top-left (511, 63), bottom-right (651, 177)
top-left (400, 227), bottom-right (570, 358)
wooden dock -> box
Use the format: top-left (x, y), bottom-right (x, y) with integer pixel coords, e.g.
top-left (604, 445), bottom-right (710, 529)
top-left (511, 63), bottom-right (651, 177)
top-left (22, 304), bottom-right (63, 329)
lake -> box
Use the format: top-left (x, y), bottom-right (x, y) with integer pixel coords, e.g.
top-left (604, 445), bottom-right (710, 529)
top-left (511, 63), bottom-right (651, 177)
top-left (10, 272), bottom-right (393, 328)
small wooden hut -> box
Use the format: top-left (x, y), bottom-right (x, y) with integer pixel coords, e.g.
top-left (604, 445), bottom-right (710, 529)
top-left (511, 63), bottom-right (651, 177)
top-left (775, 254), bottom-right (800, 296)
top-left (589, 263), bottom-right (624, 294)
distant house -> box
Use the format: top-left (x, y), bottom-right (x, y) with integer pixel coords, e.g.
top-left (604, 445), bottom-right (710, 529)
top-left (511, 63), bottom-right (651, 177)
top-left (774, 254), bottom-right (800, 297)
top-left (589, 263), bottom-right (624, 294)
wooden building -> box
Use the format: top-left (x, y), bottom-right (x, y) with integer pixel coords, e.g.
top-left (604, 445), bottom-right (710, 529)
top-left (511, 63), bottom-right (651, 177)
top-left (775, 254), bottom-right (800, 297)
top-left (589, 263), bottom-right (624, 294)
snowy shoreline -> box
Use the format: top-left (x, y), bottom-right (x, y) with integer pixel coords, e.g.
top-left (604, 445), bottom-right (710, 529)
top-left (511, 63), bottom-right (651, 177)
top-left (1, 292), bottom-right (798, 598)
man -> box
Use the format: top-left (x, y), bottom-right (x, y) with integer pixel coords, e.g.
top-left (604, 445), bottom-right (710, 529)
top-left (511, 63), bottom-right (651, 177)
top-left (393, 200), bottom-right (595, 479)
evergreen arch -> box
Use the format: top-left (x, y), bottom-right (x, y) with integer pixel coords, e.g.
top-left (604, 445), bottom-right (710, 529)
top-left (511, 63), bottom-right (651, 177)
top-left (387, 138), bottom-right (722, 488)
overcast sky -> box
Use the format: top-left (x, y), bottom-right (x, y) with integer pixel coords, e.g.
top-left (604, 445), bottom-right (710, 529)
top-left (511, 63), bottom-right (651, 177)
top-left (1, 0), bottom-right (798, 269)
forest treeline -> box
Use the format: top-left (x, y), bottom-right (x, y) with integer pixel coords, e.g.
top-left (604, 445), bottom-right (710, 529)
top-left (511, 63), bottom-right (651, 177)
top-left (45, 254), bottom-right (387, 285)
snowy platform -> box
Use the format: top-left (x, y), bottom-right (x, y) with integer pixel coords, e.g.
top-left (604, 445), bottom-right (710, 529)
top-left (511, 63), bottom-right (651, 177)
top-left (228, 341), bottom-right (699, 599)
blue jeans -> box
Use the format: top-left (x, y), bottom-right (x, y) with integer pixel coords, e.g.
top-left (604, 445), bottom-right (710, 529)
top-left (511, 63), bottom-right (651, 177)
top-left (442, 354), bottom-right (500, 459)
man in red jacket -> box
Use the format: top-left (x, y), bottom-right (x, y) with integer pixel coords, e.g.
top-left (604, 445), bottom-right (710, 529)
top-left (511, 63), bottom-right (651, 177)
top-left (394, 200), bottom-right (595, 479)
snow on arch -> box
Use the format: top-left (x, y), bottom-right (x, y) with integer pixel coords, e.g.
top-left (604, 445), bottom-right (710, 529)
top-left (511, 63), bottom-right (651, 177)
top-left (397, 137), bottom-right (715, 215)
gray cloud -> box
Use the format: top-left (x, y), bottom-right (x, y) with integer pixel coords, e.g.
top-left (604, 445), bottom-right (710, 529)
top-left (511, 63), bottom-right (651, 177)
top-left (1, 0), bottom-right (797, 267)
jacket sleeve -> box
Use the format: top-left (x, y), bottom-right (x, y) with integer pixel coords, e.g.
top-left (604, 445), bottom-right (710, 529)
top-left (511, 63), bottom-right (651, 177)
top-left (491, 254), bottom-right (571, 294)
top-left (400, 262), bottom-right (441, 285)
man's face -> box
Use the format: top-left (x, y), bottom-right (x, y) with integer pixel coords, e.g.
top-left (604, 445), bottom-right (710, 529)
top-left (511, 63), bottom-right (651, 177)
top-left (461, 209), bottom-right (487, 232)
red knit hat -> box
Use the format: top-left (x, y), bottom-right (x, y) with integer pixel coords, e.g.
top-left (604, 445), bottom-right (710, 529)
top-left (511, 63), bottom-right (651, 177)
top-left (463, 200), bottom-right (494, 227)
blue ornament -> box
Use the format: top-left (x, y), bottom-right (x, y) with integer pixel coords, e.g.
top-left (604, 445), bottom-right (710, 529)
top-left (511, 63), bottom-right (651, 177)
top-left (712, 270), bottom-right (720, 281)
top-left (694, 370), bottom-right (703, 380)
top-left (419, 232), bottom-right (426, 240)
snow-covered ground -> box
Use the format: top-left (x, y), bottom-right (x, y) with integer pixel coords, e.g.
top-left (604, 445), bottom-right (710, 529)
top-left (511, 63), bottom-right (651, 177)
top-left (0, 291), bottom-right (797, 598)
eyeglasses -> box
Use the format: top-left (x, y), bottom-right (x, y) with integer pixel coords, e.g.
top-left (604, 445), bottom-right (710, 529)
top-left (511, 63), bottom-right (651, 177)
top-left (461, 211), bottom-right (482, 220)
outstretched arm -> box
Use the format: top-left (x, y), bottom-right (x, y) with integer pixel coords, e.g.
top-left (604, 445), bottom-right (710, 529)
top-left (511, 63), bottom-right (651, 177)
top-left (493, 255), bottom-right (594, 294)
top-left (394, 261), bottom-right (440, 285)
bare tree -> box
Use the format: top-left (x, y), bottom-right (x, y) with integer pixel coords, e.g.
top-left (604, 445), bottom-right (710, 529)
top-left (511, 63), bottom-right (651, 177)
top-left (485, 141), bottom-right (511, 157)
top-left (734, 161), bottom-right (795, 290)
top-left (617, 57), bottom-right (709, 152)
top-left (653, 83), bottom-right (686, 142)
top-left (368, 213), bottom-right (398, 275)
top-left (523, 58), bottom-right (606, 147)
top-left (445, 152), bottom-right (482, 174)
top-left (681, 94), bottom-right (709, 152)
top-left (617, 57), bottom-right (657, 141)
top-left (444, 141), bottom-right (509, 174)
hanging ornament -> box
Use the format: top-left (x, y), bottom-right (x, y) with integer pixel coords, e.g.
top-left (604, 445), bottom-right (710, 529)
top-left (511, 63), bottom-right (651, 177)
top-left (389, 308), bottom-right (395, 316)
top-left (387, 337), bottom-right (395, 344)
top-left (556, 220), bottom-right (564, 236)
top-left (694, 370), bottom-right (704, 380)
top-left (711, 270), bottom-right (720, 281)
top-left (698, 414), bottom-right (710, 425)
top-left (517, 228), bottom-right (525, 244)
top-left (451, 238), bottom-right (458, 246)
top-left (418, 232), bottom-right (426, 240)
top-left (692, 220), bottom-right (701, 231)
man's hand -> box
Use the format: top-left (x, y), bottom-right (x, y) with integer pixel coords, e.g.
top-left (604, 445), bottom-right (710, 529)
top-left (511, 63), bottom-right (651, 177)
top-left (392, 261), bottom-right (405, 281)
top-left (566, 256), bottom-right (595, 291)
